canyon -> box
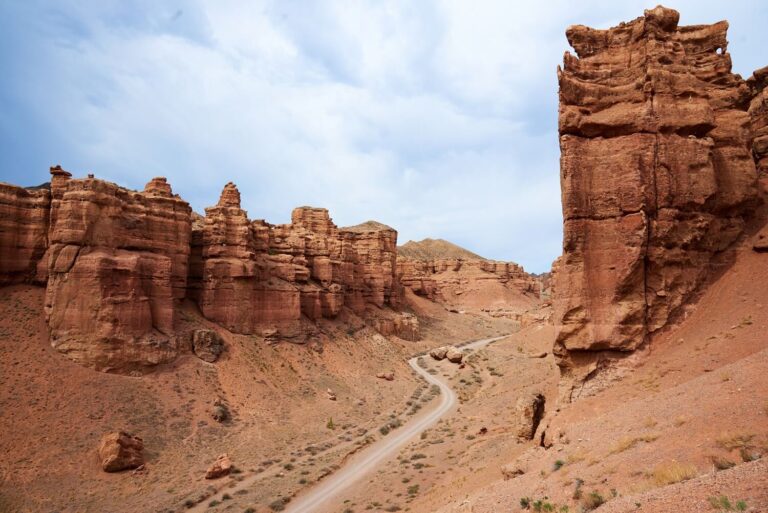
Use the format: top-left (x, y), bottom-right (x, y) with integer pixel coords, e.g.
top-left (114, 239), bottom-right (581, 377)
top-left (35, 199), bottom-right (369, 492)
top-left (0, 5), bottom-right (767, 513)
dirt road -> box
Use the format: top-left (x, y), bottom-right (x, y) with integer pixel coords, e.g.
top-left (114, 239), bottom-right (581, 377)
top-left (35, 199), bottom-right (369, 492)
top-left (283, 335), bottom-right (507, 513)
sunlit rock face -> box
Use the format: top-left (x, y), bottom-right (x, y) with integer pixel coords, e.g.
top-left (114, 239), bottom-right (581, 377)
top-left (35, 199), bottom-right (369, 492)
top-left (43, 172), bottom-right (192, 372)
top-left (190, 185), bottom-right (401, 335)
top-left (553, 6), bottom-right (764, 399)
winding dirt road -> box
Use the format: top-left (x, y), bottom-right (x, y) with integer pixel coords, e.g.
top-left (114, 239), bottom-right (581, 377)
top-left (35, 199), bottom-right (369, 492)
top-left (284, 335), bottom-right (507, 513)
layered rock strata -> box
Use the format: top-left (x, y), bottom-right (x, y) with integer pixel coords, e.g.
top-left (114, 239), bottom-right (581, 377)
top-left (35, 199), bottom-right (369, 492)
top-left (190, 187), bottom-right (401, 335)
top-left (553, 6), bottom-right (764, 399)
top-left (0, 182), bottom-right (50, 285)
top-left (399, 258), bottom-right (538, 300)
top-left (43, 172), bottom-right (192, 371)
top-left (0, 168), bottom-right (407, 371)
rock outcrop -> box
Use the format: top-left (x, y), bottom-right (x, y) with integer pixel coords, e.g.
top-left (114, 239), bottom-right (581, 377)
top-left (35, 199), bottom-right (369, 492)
top-left (43, 172), bottom-right (192, 371)
top-left (397, 239), bottom-right (541, 322)
top-left (553, 6), bottom-right (765, 399)
top-left (189, 187), bottom-right (401, 336)
top-left (0, 182), bottom-right (50, 285)
top-left (205, 453), bottom-right (232, 479)
top-left (98, 432), bottom-right (145, 472)
top-left (0, 168), bottom-right (409, 372)
top-left (514, 392), bottom-right (545, 441)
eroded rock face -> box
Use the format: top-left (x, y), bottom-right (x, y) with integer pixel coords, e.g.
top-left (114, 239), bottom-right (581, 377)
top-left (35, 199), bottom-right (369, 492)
top-left (190, 187), bottom-right (401, 335)
top-left (0, 182), bottom-right (50, 285)
top-left (43, 173), bottom-right (192, 371)
top-left (98, 431), bottom-right (144, 472)
top-left (368, 313), bottom-right (420, 341)
top-left (554, 6), bottom-right (764, 399)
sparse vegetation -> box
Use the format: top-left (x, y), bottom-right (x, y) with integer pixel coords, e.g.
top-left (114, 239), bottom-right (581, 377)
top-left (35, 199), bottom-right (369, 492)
top-left (652, 461), bottom-right (698, 486)
top-left (553, 460), bottom-right (565, 471)
top-left (609, 433), bottom-right (659, 454)
top-left (708, 495), bottom-right (748, 511)
top-left (710, 455), bottom-right (736, 470)
top-left (327, 417), bottom-right (335, 430)
top-left (580, 490), bottom-right (604, 511)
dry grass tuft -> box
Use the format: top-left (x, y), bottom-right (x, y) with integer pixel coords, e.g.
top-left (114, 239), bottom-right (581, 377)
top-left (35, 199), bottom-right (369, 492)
top-left (652, 461), bottom-right (698, 486)
top-left (716, 433), bottom-right (755, 451)
top-left (609, 433), bottom-right (659, 455)
top-left (672, 415), bottom-right (687, 427)
top-left (709, 455), bottom-right (736, 471)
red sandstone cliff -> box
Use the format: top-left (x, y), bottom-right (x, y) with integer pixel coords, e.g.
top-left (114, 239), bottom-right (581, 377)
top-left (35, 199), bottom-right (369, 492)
top-left (189, 185), bottom-right (401, 336)
top-left (0, 169), bottom-right (411, 372)
top-left (553, 6), bottom-right (765, 400)
top-left (397, 239), bottom-right (541, 324)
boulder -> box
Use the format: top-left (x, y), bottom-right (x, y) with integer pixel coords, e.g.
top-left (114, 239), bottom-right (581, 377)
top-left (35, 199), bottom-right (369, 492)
top-left (205, 453), bottom-right (233, 479)
top-left (192, 329), bottom-right (224, 363)
top-left (376, 371), bottom-right (395, 381)
top-left (754, 225), bottom-right (768, 252)
top-left (429, 347), bottom-right (448, 361)
top-left (500, 462), bottom-right (525, 480)
top-left (98, 432), bottom-right (144, 472)
top-left (445, 346), bottom-right (464, 364)
top-left (514, 392), bottom-right (545, 441)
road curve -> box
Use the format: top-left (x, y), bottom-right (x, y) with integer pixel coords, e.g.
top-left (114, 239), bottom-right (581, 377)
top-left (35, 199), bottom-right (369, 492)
top-left (284, 335), bottom-right (507, 513)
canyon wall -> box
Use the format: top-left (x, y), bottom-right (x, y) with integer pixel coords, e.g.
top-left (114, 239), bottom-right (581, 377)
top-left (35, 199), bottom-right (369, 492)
top-left (189, 185), bottom-right (400, 335)
top-left (0, 168), bottom-right (406, 372)
top-left (397, 251), bottom-right (541, 323)
top-left (42, 170), bottom-right (192, 371)
top-left (553, 6), bottom-right (764, 400)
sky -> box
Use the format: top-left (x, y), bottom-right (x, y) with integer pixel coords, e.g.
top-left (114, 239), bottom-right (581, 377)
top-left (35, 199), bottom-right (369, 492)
top-left (1, 1), bottom-right (766, 273)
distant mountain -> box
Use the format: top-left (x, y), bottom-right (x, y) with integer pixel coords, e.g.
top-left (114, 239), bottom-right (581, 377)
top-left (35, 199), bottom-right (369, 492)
top-left (398, 238), bottom-right (486, 261)
top-left (342, 220), bottom-right (395, 232)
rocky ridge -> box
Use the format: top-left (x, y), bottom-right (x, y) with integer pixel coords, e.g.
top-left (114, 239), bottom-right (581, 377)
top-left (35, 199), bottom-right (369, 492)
top-left (0, 168), bottom-right (410, 372)
top-left (553, 6), bottom-right (766, 400)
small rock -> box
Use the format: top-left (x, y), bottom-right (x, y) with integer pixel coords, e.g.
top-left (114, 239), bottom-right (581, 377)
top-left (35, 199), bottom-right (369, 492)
top-left (205, 453), bottom-right (233, 479)
top-left (376, 371), bottom-right (395, 381)
top-left (500, 462), bottom-right (525, 480)
top-left (528, 352), bottom-right (548, 358)
top-left (98, 431), bottom-right (144, 472)
top-left (326, 388), bottom-right (337, 401)
top-left (192, 329), bottom-right (224, 363)
top-left (211, 399), bottom-right (230, 422)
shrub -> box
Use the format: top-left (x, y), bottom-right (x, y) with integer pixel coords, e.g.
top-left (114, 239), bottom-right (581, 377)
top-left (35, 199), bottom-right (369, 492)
top-left (407, 484), bottom-right (420, 495)
top-left (581, 491), bottom-right (604, 511)
top-left (610, 434), bottom-right (659, 454)
top-left (652, 461), bottom-right (697, 486)
top-left (710, 455), bottom-right (735, 470)
top-left (553, 460), bottom-right (565, 471)
top-left (327, 417), bottom-right (335, 430)
top-left (520, 497), bottom-right (531, 509)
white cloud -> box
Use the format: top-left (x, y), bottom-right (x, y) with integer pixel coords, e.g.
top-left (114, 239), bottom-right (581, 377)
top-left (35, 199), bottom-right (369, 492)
top-left (1, 1), bottom-right (766, 273)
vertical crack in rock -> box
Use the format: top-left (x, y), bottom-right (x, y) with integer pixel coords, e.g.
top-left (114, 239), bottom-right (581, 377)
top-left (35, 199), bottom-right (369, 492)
top-left (553, 6), bottom-right (764, 401)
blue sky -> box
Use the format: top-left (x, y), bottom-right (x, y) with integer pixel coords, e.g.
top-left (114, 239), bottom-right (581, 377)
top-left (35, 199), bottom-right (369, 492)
top-left (1, 1), bottom-right (766, 273)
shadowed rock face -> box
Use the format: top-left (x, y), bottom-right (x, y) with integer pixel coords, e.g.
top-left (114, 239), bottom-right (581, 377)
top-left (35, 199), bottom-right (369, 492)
top-left (0, 182), bottom-right (50, 285)
top-left (554, 6), bottom-right (765, 400)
